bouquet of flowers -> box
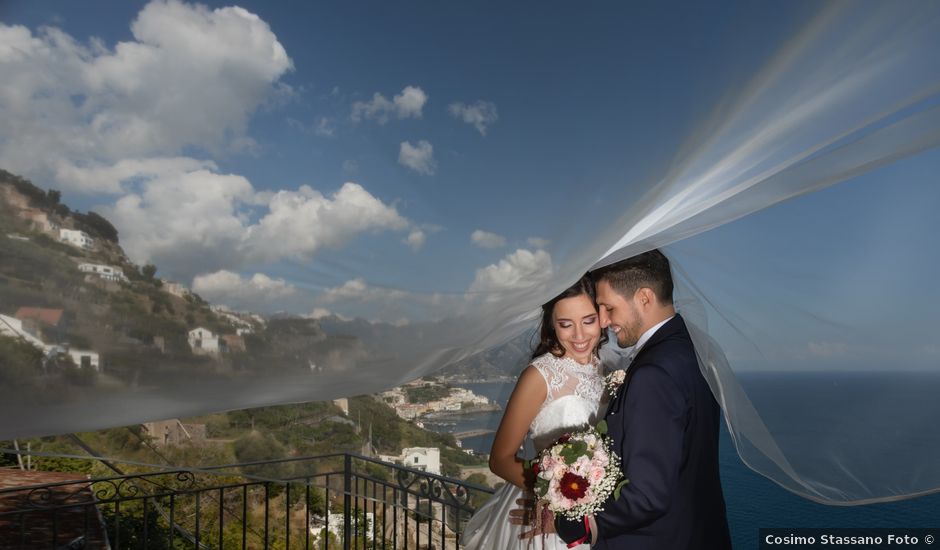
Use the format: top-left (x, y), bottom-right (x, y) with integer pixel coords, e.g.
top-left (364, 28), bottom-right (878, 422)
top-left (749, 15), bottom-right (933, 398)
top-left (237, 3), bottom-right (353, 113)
top-left (526, 420), bottom-right (628, 521)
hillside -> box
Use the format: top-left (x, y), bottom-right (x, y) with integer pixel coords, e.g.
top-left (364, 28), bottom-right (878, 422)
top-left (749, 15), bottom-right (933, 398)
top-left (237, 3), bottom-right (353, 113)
top-left (0, 169), bottom-right (329, 396)
top-left (439, 329), bottom-right (537, 381)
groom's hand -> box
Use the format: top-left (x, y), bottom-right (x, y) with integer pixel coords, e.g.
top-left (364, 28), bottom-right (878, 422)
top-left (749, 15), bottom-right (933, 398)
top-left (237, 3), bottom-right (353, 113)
top-left (555, 515), bottom-right (589, 545)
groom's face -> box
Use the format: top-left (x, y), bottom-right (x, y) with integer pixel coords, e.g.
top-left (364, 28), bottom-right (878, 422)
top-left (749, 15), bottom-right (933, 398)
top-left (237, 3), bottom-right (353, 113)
top-left (596, 279), bottom-right (643, 348)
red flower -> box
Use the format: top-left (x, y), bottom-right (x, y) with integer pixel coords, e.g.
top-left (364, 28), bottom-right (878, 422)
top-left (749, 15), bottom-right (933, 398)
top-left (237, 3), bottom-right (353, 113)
top-left (531, 462), bottom-right (541, 475)
top-left (559, 472), bottom-right (588, 500)
top-left (558, 433), bottom-right (571, 444)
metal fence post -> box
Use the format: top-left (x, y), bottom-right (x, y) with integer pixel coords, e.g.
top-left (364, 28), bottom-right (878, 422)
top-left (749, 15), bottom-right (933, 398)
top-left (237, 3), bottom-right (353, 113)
top-left (344, 454), bottom-right (352, 550)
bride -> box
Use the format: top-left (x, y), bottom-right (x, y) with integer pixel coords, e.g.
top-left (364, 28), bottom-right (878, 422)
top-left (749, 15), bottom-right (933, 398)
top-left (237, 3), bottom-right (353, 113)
top-left (462, 275), bottom-right (608, 549)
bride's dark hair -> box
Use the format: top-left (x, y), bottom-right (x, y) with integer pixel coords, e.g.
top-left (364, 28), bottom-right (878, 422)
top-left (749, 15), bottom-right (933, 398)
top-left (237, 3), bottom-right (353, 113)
top-left (531, 274), bottom-right (608, 359)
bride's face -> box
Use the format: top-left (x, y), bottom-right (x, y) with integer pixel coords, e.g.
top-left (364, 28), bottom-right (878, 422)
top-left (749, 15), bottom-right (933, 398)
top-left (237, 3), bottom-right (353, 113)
top-left (552, 294), bottom-right (602, 364)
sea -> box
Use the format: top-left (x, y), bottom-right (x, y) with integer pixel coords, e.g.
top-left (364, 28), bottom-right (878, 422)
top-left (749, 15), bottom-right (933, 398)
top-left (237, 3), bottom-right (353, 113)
top-left (424, 373), bottom-right (940, 548)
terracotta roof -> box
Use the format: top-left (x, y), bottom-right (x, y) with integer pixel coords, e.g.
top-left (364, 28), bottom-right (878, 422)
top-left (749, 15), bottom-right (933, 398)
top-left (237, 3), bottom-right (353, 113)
top-left (0, 468), bottom-right (109, 549)
top-left (14, 307), bottom-right (64, 327)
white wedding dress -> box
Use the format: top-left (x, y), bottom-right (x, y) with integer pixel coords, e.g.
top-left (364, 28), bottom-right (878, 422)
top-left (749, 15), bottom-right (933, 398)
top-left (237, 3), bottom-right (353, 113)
top-left (461, 352), bottom-right (606, 549)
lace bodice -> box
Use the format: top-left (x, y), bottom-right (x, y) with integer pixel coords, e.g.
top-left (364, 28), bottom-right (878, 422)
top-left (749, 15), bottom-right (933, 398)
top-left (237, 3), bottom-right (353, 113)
top-left (528, 352), bottom-right (606, 451)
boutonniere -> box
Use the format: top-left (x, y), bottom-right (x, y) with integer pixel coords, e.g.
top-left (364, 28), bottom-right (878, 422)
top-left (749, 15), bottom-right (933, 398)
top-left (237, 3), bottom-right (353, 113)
top-left (605, 369), bottom-right (626, 397)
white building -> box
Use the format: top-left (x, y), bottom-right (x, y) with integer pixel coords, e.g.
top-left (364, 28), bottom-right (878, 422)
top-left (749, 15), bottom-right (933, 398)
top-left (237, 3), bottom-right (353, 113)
top-left (67, 349), bottom-right (100, 371)
top-left (79, 263), bottom-right (127, 282)
top-left (59, 229), bottom-right (93, 250)
top-left (188, 327), bottom-right (221, 356)
top-left (0, 314), bottom-right (46, 349)
top-left (401, 447), bottom-right (441, 475)
top-left (1, 314), bottom-right (100, 371)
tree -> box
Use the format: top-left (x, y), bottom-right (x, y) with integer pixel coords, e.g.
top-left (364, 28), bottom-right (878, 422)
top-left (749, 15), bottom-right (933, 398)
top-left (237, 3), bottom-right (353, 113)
top-left (76, 211), bottom-right (119, 243)
top-left (234, 431), bottom-right (292, 479)
top-left (46, 189), bottom-right (61, 205)
top-left (140, 263), bottom-right (157, 281)
top-left (464, 473), bottom-right (491, 488)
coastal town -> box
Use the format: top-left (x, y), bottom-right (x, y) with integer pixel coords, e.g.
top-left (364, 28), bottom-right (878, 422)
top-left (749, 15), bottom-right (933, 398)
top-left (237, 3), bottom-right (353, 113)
top-left (379, 380), bottom-right (500, 421)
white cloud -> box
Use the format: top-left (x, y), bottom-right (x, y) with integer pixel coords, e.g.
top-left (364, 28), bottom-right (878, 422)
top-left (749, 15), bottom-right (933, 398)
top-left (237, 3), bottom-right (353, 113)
top-left (351, 85), bottom-right (427, 124)
top-left (448, 100), bottom-right (498, 135)
top-left (0, 1), bottom-right (293, 190)
top-left (242, 182), bottom-right (409, 264)
top-left (527, 237), bottom-right (551, 249)
top-left (105, 169), bottom-right (256, 277)
top-left (398, 140), bottom-right (436, 175)
top-left (102, 169), bottom-right (411, 280)
top-left (315, 117), bottom-right (335, 137)
top-left (471, 229), bottom-right (507, 249)
top-left (54, 156), bottom-right (217, 194)
top-left (192, 270), bottom-right (298, 312)
top-left (319, 278), bottom-right (407, 305)
top-left (469, 248), bottom-right (553, 295)
top-left (404, 229), bottom-right (426, 251)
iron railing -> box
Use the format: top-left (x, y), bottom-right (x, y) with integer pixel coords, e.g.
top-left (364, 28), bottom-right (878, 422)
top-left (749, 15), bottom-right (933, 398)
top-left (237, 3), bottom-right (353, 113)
top-left (0, 453), bottom-right (495, 549)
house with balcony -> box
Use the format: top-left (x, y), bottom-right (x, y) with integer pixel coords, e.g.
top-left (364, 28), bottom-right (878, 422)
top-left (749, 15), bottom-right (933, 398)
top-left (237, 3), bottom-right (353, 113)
top-left (78, 263), bottom-right (128, 283)
top-left (59, 228), bottom-right (93, 250)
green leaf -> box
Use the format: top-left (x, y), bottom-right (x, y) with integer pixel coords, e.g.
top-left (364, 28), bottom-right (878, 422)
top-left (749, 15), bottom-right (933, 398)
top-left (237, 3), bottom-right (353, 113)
top-left (536, 478), bottom-right (550, 495)
top-left (560, 449), bottom-right (579, 465)
top-left (559, 440), bottom-right (589, 465)
top-left (596, 419), bottom-right (608, 435)
top-left (613, 478), bottom-right (630, 500)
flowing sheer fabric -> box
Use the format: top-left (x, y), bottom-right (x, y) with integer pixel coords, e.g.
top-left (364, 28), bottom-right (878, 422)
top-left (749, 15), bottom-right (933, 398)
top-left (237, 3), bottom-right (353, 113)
top-left (1, 1), bottom-right (940, 506)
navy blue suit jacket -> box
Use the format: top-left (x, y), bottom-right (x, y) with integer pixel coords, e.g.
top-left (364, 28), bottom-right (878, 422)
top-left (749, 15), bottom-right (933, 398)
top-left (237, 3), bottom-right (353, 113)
top-left (594, 314), bottom-right (731, 549)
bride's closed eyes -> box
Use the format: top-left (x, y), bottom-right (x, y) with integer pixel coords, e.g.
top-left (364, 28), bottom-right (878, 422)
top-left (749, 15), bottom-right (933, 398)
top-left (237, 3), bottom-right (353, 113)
top-left (557, 315), bottom-right (597, 329)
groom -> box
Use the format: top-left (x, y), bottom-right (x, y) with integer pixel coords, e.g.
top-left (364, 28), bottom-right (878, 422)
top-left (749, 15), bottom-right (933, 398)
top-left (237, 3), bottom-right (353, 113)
top-left (543, 250), bottom-right (732, 548)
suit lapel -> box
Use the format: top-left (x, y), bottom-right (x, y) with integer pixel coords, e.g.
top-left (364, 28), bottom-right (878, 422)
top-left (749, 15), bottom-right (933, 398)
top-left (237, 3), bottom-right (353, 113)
top-left (604, 314), bottom-right (685, 417)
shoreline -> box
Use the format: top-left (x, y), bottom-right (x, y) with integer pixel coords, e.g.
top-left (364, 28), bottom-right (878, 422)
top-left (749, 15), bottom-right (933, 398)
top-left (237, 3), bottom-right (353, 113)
top-left (444, 377), bottom-right (514, 385)
top-left (421, 403), bottom-right (502, 420)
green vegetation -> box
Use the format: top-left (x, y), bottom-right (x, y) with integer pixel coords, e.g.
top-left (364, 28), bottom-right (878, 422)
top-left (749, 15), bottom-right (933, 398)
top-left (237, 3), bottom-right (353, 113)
top-left (0, 335), bottom-right (43, 387)
top-left (405, 382), bottom-right (452, 403)
top-left (0, 169), bottom-right (58, 209)
top-left (73, 210), bottom-right (119, 243)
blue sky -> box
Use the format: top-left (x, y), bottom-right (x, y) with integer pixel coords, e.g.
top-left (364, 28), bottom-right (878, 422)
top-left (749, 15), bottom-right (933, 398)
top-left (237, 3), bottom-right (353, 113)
top-left (2, 0), bottom-right (939, 367)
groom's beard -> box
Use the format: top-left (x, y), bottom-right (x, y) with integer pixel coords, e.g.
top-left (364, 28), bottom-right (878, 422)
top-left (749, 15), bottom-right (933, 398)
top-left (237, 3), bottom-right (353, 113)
top-left (615, 303), bottom-right (643, 348)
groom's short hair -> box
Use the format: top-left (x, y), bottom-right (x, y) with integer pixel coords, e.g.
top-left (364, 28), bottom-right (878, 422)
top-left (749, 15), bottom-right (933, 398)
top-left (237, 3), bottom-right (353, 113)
top-left (593, 249), bottom-right (674, 305)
